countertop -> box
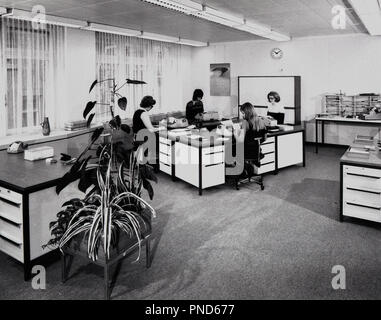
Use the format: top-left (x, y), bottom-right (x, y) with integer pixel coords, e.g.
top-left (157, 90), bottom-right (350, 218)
top-left (341, 148), bottom-right (381, 168)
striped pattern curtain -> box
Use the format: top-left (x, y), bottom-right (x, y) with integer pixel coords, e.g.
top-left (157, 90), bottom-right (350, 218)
top-left (95, 32), bottom-right (183, 120)
top-left (0, 17), bottom-right (66, 136)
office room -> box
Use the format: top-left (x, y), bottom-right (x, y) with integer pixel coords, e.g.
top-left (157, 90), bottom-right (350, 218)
top-left (0, 0), bottom-right (381, 305)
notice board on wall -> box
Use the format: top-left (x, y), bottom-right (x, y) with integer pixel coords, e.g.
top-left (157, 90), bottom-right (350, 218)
top-left (238, 76), bottom-right (301, 124)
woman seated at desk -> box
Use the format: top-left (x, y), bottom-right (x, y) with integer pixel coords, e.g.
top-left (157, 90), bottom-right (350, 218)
top-left (186, 89), bottom-right (204, 124)
top-left (236, 102), bottom-right (268, 166)
top-left (267, 91), bottom-right (285, 125)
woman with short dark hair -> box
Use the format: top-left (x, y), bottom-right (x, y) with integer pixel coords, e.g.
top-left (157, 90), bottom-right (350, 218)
top-left (132, 95), bottom-right (156, 134)
top-left (267, 91), bottom-right (285, 124)
top-left (186, 89), bottom-right (204, 124)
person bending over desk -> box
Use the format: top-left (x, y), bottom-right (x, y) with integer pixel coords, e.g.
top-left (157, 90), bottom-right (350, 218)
top-left (133, 95), bottom-right (156, 134)
top-left (186, 89), bottom-right (204, 124)
top-left (267, 91), bottom-right (285, 125)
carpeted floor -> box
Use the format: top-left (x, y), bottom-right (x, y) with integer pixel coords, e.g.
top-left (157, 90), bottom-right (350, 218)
top-left (1, 145), bottom-right (381, 300)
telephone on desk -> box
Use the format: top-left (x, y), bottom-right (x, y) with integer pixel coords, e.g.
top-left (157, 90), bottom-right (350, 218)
top-left (7, 141), bottom-right (28, 154)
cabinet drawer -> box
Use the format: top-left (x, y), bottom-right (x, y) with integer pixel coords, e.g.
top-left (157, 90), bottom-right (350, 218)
top-left (0, 234), bottom-right (23, 262)
top-left (0, 186), bottom-right (22, 204)
top-left (159, 152), bottom-right (172, 165)
top-left (0, 198), bottom-right (23, 225)
top-left (255, 162), bottom-right (275, 174)
top-left (0, 218), bottom-right (23, 244)
top-left (262, 137), bottom-right (275, 144)
top-left (202, 151), bottom-right (224, 166)
top-left (159, 162), bottom-right (171, 175)
top-left (261, 152), bottom-right (275, 164)
top-left (343, 200), bottom-right (381, 223)
top-left (202, 145), bottom-right (224, 155)
top-left (343, 186), bottom-right (381, 205)
top-left (159, 142), bottom-right (171, 155)
top-left (261, 143), bottom-right (275, 154)
top-left (344, 165), bottom-right (381, 179)
top-left (202, 163), bottom-right (225, 189)
top-left (159, 137), bottom-right (171, 146)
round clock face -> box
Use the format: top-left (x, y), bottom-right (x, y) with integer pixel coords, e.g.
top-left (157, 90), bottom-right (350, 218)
top-left (271, 48), bottom-right (283, 59)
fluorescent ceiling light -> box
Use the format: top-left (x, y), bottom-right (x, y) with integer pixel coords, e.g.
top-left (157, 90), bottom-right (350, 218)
top-left (141, 0), bottom-right (291, 41)
top-left (140, 31), bottom-right (179, 43)
top-left (84, 22), bottom-right (141, 36)
top-left (1, 8), bottom-right (87, 28)
top-left (349, 0), bottom-right (381, 35)
top-left (142, 0), bottom-right (202, 14)
top-left (177, 38), bottom-right (208, 47)
top-left (0, 7), bottom-right (14, 17)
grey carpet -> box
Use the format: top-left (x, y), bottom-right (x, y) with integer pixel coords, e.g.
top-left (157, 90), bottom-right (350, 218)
top-left (1, 145), bottom-right (381, 300)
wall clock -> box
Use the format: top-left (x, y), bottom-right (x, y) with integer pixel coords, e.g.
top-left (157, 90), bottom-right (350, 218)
top-left (271, 48), bottom-right (283, 59)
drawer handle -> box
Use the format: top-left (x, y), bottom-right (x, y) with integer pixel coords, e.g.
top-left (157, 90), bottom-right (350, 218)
top-left (346, 173), bottom-right (380, 179)
top-left (0, 215), bottom-right (22, 226)
top-left (263, 151), bottom-right (275, 156)
top-left (205, 162), bottom-right (224, 168)
top-left (159, 161), bottom-right (170, 167)
top-left (261, 142), bottom-right (274, 146)
top-left (346, 187), bottom-right (381, 195)
top-left (346, 201), bottom-right (381, 211)
top-left (160, 142), bottom-right (171, 147)
top-left (159, 151), bottom-right (170, 156)
top-left (204, 151), bottom-right (224, 156)
top-left (0, 234), bottom-right (22, 247)
top-left (261, 161), bottom-right (275, 166)
top-left (0, 194), bottom-right (22, 206)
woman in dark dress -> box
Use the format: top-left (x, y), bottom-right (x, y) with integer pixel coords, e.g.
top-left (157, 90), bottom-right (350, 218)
top-left (132, 95), bottom-right (156, 134)
top-left (186, 89), bottom-right (204, 124)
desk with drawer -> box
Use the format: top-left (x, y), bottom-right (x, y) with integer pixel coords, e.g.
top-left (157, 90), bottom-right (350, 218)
top-left (158, 127), bottom-right (305, 195)
top-left (0, 131), bottom-right (91, 280)
top-left (159, 133), bottom-right (225, 195)
top-left (340, 150), bottom-right (381, 223)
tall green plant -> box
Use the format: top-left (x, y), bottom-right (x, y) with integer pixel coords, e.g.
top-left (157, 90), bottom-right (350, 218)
top-left (44, 79), bottom-right (156, 261)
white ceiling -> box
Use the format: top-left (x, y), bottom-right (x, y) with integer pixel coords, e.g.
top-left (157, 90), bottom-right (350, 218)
top-left (0, 0), bottom-right (367, 42)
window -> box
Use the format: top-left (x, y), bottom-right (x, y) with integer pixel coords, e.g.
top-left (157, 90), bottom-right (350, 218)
top-left (95, 32), bottom-right (183, 121)
top-left (0, 18), bottom-right (66, 137)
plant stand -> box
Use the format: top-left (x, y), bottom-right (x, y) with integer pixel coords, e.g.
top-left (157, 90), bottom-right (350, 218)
top-left (61, 233), bottom-right (151, 300)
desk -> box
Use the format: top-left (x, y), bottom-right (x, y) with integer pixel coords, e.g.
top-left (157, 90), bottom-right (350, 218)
top-left (0, 132), bottom-right (90, 280)
top-left (340, 148), bottom-right (381, 223)
top-left (315, 116), bottom-right (381, 153)
top-left (158, 126), bottom-right (305, 195)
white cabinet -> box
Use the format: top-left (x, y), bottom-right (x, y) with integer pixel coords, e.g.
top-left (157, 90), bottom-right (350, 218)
top-left (159, 137), bottom-right (172, 175)
top-left (277, 132), bottom-right (304, 169)
top-left (255, 137), bottom-right (275, 174)
top-left (342, 165), bottom-right (381, 223)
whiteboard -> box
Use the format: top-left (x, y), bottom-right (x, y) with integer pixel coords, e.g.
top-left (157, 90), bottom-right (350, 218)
top-left (239, 77), bottom-right (295, 117)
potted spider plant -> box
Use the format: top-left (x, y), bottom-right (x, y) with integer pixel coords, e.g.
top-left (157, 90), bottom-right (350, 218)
top-left (44, 78), bottom-right (156, 263)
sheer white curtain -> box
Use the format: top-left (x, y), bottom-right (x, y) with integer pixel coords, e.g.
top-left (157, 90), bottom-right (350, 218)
top-left (0, 18), bottom-right (66, 136)
top-left (95, 32), bottom-right (183, 120)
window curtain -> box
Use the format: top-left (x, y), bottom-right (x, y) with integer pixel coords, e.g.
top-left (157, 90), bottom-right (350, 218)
top-left (95, 32), bottom-right (184, 120)
top-left (0, 18), bottom-right (67, 136)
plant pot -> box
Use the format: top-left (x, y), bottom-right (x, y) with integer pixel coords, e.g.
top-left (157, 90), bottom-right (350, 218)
top-left (63, 208), bottom-right (152, 263)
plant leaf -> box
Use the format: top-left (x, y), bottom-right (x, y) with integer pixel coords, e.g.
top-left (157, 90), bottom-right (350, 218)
top-left (89, 80), bottom-right (98, 93)
top-left (83, 101), bottom-right (97, 119)
top-left (86, 113), bottom-right (95, 128)
top-left (126, 79), bottom-right (146, 85)
top-left (117, 97), bottom-right (127, 111)
top-left (120, 124), bottom-right (131, 134)
top-left (140, 165), bottom-right (158, 183)
top-left (91, 127), bottom-right (104, 143)
top-left (142, 179), bottom-right (154, 200)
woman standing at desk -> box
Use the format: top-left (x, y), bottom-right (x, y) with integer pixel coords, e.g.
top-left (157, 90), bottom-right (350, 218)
top-left (186, 89), bottom-right (204, 124)
top-left (133, 95), bottom-right (156, 134)
top-left (267, 91), bottom-right (285, 124)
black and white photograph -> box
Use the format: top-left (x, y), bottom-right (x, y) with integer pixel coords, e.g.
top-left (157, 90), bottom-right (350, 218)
top-left (0, 0), bottom-right (381, 307)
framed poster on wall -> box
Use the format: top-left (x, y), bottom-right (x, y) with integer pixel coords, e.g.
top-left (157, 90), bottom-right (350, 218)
top-left (210, 63), bottom-right (231, 96)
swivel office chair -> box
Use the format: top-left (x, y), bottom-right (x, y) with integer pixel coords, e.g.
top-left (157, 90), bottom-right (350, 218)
top-left (226, 136), bottom-right (265, 191)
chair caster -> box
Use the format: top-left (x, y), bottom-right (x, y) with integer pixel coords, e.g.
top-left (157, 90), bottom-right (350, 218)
top-left (261, 185), bottom-right (265, 190)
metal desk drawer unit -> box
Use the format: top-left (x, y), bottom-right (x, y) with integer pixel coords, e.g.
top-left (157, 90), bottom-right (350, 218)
top-left (341, 164), bottom-right (381, 223)
top-left (256, 137), bottom-right (275, 175)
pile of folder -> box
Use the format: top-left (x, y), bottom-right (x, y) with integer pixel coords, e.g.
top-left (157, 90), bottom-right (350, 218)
top-left (64, 120), bottom-right (88, 131)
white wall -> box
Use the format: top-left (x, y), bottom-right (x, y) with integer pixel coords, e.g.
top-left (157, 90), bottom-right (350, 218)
top-left (191, 34), bottom-right (381, 143)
